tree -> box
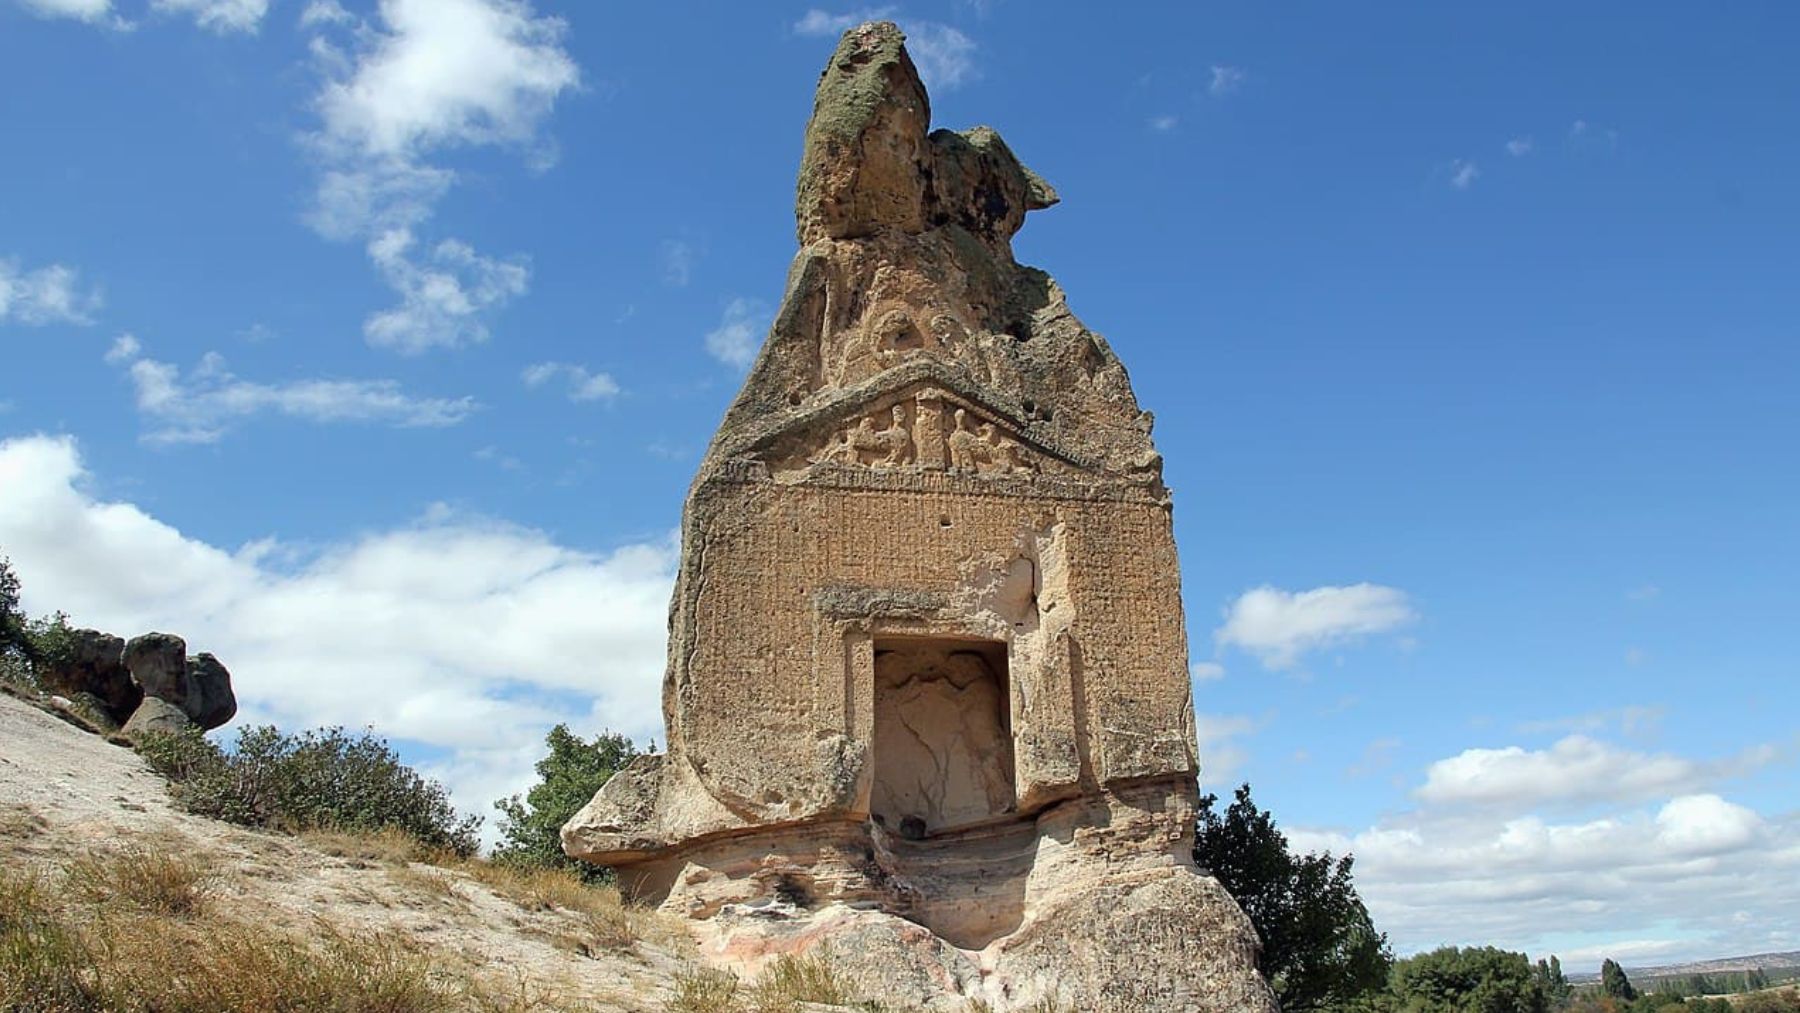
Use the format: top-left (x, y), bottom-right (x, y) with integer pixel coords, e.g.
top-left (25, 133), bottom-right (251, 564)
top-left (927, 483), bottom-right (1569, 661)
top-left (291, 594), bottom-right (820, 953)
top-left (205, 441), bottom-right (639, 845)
top-left (1536, 956), bottom-right (1573, 1004)
top-left (1195, 784), bottom-right (1393, 1012)
top-left (1388, 946), bottom-right (1550, 1013)
top-left (1602, 959), bottom-right (1639, 1002)
top-left (493, 723), bottom-right (637, 879)
top-left (0, 555), bottom-right (27, 662)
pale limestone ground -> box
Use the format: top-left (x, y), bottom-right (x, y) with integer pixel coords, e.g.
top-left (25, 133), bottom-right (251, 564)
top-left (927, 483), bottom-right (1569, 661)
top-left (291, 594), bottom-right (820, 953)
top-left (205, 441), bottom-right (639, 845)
top-left (0, 689), bottom-right (687, 1012)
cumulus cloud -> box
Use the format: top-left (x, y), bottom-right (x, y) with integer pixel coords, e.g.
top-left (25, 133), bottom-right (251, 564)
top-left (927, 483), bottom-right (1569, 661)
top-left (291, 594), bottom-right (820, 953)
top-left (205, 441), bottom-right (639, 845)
top-left (151, 0), bottom-right (268, 33)
top-left (520, 361), bottom-right (620, 402)
top-left (0, 435), bottom-right (675, 836)
top-left (1416, 735), bottom-right (1777, 809)
top-left (1506, 136), bottom-right (1535, 157)
top-left (1289, 789), bottom-right (1799, 961)
top-left (304, 0), bottom-right (580, 352)
top-left (1214, 583), bottom-right (1416, 670)
top-left (1148, 114), bottom-right (1178, 133)
top-left (0, 257), bottom-right (100, 325)
top-left (363, 231), bottom-right (528, 354)
top-left (792, 8), bottom-right (978, 93)
top-left (704, 297), bottom-right (767, 369)
top-left (1190, 660), bottom-right (1225, 682)
top-left (106, 337), bottom-right (476, 444)
top-left (1285, 727), bottom-right (1800, 962)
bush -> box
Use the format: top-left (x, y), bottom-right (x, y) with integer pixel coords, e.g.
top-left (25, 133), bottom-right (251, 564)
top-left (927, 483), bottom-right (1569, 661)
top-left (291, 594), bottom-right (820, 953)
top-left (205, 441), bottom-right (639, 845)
top-left (492, 723), bottom-right (637, 880)
top-left (137, 723), bottom-right (482, 856)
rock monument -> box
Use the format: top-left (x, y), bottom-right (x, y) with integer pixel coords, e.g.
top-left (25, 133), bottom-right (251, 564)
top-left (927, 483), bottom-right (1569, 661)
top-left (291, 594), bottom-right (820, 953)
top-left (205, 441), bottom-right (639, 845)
top-left (565, 22), bottom-right (1276, 1012)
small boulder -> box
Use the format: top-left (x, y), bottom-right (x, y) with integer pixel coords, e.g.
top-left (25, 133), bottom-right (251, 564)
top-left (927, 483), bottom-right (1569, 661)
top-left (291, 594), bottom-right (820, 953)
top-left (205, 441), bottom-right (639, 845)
top-left (184, 652), bottom-right (237, 731)
top-left (37, 628), bottom-right (141, 725)
top-left (123, 632), bottom-right (188, 705)
top-left (119, 695), bottom-right (192, 742)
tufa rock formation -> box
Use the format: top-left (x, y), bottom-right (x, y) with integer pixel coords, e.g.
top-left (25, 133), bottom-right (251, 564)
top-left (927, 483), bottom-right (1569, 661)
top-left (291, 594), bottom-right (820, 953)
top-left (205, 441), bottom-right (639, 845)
top-left (564, 22), bottom-right (1276, 1012)
top-left (40, 628), bottom-right (236, 737)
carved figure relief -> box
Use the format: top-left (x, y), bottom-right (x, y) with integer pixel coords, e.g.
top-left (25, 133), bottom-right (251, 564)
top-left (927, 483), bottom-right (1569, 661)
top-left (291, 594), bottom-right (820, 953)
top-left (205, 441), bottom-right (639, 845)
top-left (806, 392), bottom-right (1046, 477)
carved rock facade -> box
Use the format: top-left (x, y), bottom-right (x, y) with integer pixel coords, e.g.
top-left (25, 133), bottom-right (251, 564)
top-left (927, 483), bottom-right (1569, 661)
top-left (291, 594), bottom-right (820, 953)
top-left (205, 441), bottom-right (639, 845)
top-left (564, 22), bottom-right (1274, 1012)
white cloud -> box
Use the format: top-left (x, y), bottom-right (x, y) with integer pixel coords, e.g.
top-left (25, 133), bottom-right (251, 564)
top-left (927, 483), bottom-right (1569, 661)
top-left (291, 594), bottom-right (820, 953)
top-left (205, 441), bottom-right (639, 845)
top-left (304, 0), bottom-right (579, 352)
top-left (1208, 65), bottom-right (1244, 97)
top-left (1416, 734), bottom-right (1777, 809)
top-left (0, 435), bottom-right (676, 838)
top-left (1190, 660), bottom-right (1225, 682)
top-left (1148, 114), bottom-right (1178, 133)
top-left (1450, 158), bottom-right (1480, 189)
top-left (1214, 583), bottom-right (1416, 670)
top-left (792, 9), bottom-right (977, 93)
top-left (902, 21), bottom-right (976, 92)
top-left (1506, 136), bottom-right (1534, 157)
top-left (704, 297), bottom-right (767, 369)
top-left (151, 0), bottom-right (267, 33)
top-left (298, 0), bottom-right (351, 27)
top-left (363, 231), bottom-right (529, 354)
top-left (15, 0), bottom-right (117, 25)
top-left (0, 257), bottom-right (100, 325)
top-left (1627, 583), bottom-right (1660, 601)
top-left (1289, 780), bottom-right (1800, 961)
top-left (520, 361), bottom-right (620, 403)
top-left (104, 332), bottom-right (142, 364)
top-left (106, 338), bottom-right (476, 444)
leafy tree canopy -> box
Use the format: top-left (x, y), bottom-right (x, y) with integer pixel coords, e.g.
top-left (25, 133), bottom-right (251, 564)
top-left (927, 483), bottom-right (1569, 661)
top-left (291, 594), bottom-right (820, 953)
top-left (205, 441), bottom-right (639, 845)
top-left (1387, 945), bottom-right (1551, 1013)
top-left (492, 723), bottom-right (637, 880)
top-left (1196, 783), bottom-right (1393, 1012)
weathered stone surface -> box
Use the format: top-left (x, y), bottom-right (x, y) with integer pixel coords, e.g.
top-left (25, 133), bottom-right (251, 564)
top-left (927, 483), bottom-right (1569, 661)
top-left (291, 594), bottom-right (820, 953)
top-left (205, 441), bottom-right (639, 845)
top-left (564, 20), bottom-right (1273, 1011)
top-left (119, 695), bottom-right (191, 742)
top-left (184, 652), bottom-right (237, 731)
top-left (123, 632), bottom-right (187, 704)
top-left (36, 628), bottom-right (140, 725)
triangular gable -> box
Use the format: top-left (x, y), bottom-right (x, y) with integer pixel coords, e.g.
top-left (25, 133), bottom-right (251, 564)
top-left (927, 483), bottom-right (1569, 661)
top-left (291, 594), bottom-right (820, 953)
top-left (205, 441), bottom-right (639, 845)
top-left (724, 361), bottom-right (1106, 479)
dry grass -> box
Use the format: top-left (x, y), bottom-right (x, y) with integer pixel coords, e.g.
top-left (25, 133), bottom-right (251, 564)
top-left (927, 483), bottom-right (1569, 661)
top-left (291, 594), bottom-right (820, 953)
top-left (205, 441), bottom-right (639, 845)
top-left (0, 856), bottom-right (472, 1011)
top-left (664, 966), bottom-right (744, 1013)
top-left (64, 847), bottom-right (218, 917)
top-left (302, 825), bottom-right (447, 867)
top-left (661, 950), bottom-right (895, 1013)
top-left (0, 801), bottom-right (47, 838)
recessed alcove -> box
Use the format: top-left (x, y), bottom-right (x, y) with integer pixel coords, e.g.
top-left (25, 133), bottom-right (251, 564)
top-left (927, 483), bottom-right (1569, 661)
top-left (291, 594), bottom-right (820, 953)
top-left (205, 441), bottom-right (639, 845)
top-left (869, 637), bottom-right (1016, 838)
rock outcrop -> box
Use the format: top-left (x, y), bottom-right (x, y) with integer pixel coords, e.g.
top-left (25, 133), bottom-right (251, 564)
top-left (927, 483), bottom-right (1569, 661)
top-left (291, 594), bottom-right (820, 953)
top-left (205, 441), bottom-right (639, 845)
top-left (37, 627), bottom-right (139, 725)
top-left (564, 22), bottom-right (1275, 1012)
top-left (39, 627), bottom-right (237, 739)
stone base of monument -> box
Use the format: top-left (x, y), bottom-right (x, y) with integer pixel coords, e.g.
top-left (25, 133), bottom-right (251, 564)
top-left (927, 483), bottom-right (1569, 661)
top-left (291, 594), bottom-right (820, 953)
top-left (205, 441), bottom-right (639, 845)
top-left (603, 778), bottom-right (1275, 1012)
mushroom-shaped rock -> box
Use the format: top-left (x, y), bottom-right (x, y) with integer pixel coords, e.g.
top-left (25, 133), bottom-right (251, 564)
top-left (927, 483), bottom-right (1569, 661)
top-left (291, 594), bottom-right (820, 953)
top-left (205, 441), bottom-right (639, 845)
top-left (123, 632), bottom-right (188, 705)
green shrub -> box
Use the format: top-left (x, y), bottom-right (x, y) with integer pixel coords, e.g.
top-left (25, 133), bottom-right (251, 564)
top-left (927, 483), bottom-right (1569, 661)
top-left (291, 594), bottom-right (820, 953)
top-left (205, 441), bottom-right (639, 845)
top-left (492, 723), bottom-right (636, 881)
top-left (138, 723), bottom-right (482, 856)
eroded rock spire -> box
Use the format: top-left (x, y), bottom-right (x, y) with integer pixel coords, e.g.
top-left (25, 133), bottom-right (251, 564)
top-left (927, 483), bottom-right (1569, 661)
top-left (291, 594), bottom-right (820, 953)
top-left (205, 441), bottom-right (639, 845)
top-left (563, 22), bottom-right (1274, 1013)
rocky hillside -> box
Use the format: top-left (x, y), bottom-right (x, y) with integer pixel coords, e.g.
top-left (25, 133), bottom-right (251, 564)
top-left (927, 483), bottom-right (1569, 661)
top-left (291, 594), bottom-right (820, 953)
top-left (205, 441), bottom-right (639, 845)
top-left (0, 686), bottom-right (890, 1012)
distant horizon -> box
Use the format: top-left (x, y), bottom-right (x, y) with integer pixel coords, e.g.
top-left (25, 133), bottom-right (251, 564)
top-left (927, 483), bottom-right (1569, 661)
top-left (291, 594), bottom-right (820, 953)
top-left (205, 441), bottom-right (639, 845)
top-left (2, 0), bottom-right (1796, 966)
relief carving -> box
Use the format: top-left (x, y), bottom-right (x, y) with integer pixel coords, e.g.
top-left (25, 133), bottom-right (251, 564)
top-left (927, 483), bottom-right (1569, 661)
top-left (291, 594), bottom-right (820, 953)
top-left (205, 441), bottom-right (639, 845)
top-left (809, 394), bottom-right (1041, 476)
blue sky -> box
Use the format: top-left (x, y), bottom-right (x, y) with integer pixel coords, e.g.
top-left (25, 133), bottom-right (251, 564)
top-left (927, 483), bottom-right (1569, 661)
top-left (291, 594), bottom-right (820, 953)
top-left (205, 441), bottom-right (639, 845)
top-left (2, 0), bottom-right (1797, 967)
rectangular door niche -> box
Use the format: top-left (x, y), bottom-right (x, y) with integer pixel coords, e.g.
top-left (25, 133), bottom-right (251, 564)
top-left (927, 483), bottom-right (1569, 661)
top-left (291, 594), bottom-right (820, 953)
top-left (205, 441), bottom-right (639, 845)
top-left (870, 637), bottom-right (1016, 837)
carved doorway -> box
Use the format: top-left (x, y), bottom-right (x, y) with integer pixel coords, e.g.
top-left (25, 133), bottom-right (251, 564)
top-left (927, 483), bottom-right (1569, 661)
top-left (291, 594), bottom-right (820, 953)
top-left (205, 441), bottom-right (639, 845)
top-left (869, 637), bottom-right (1016, 838)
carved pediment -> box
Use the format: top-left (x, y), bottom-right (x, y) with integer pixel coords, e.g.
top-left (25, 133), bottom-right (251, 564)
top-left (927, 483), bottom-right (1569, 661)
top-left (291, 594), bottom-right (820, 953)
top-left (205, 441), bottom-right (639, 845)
top-left (736, 364), bottom-right (1104, 481)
